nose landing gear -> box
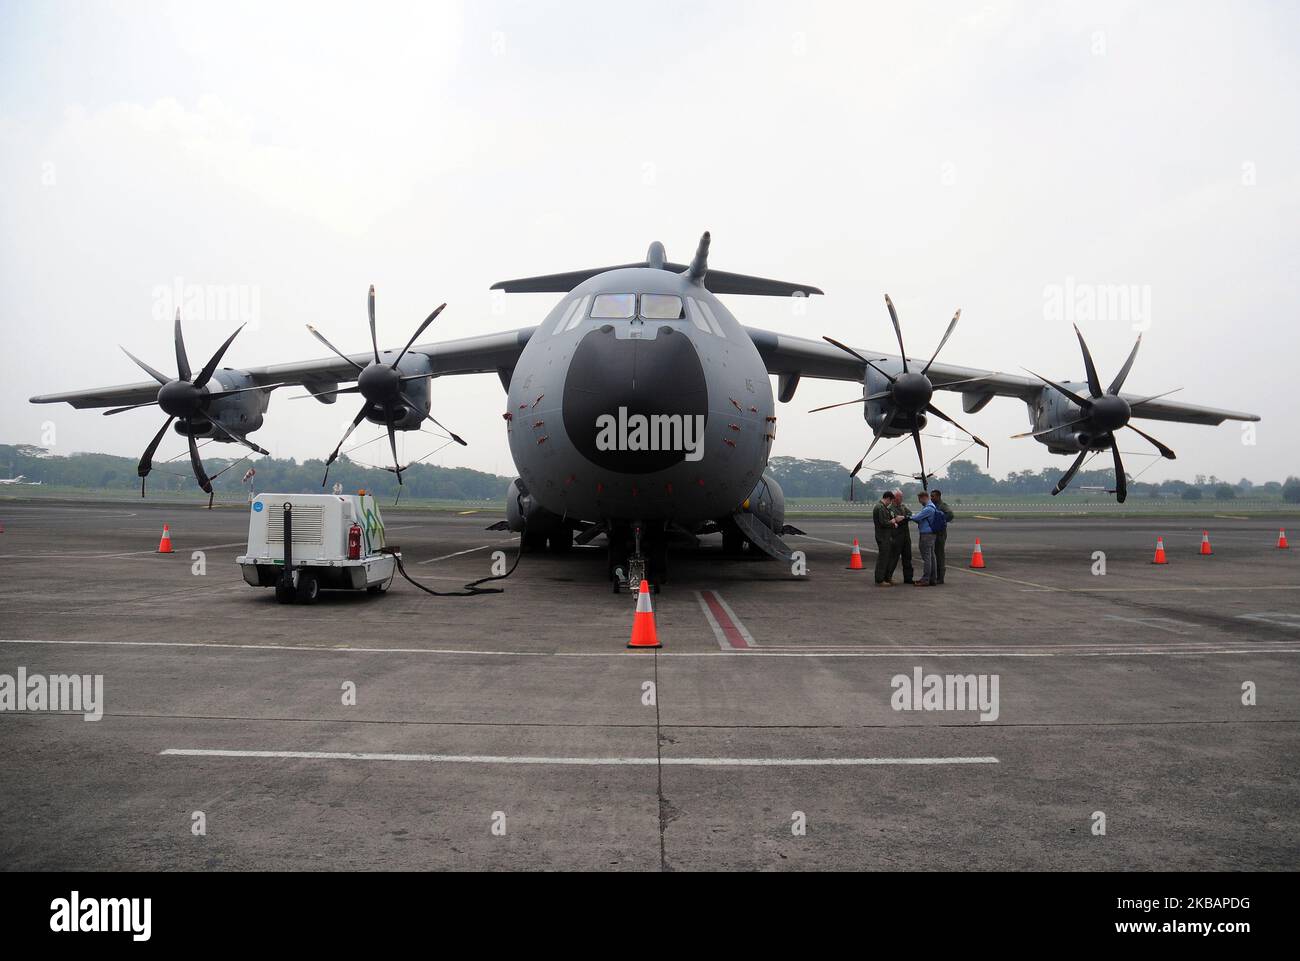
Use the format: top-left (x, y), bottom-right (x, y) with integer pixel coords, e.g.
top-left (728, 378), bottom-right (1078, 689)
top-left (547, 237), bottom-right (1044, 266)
top-left (609, 522), bottom-right (667, 593)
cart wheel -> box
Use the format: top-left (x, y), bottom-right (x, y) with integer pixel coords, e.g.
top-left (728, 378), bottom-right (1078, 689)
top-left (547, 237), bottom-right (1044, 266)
top-left (367, 582), bottom-right (388, 595)
top-left (295, 571), bottom-right (320, 604)
top-left (275, 579), bottom-right (295, 604)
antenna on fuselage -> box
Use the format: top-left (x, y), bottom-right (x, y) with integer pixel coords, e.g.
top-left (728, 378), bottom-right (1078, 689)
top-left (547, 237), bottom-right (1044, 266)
top-left (646, 241), bottom-right (667, 269)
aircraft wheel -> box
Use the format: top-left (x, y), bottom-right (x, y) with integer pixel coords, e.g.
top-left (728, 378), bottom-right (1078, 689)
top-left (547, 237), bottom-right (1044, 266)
top-left (548, 529), bottom-right (573, 553)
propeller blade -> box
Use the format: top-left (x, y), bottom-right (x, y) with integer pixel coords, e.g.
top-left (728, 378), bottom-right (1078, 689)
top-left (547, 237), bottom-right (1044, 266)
top-left (1125, 423), bottom-right (1176, 459)
top-left (921, 309), bottom-right (961, 376)
top-left (173, 309), bottom-right (192, 382)
top-left (290, 386), bottom-right (363, 401)
top-left (385, 413), bottom-right (403, 485)
top-left (205, 382), bottom-right (290, 401)
top-left (1023, 367), bottom-right (1092, 407)
top-left (206, 418), bottom-right (270, 456)
top-left (910, 427), bottom-right (928, 492)
top-left (1010, 416), bottom-right (1088, 439)
top-left (104, 401), bottom-right (159, 416)
top-left (306, 324), bottom-right (366, 373)
top-left (400, 391), bottom-right (467, 446)
top-left (121, 347), bottom-right (171, 386)
top-left (193, 324), bottom-right (246, 389)
top-left (925, 403), bottom-right (989, 453)
top-left (822, 336), bottom-right (896, 383)
top-left (187, 429), bottom-right (213, 494)
top-left (368, 285), bottom-right (380, 364)
top-left (1051, 450), bottom-right (1089, 496)
top-left (884, 294), bottom-right (908, 372)
top-left (1107, 334), bottom-right (1143, 395)
top-left (1126, 386), bottom-right (1182, 408)
top-left (1111, 439), bottom-right (1127, 503)
top-left (322, 403), bottom-right (370, 487)
top-left (1073, 324), bottom-right (1103, 398)
top-left (138, 416), bottom-right (176, 479)
top-left (393, 303), bottom-right (446, 368)
top-left (849, 419), bottom-right (889, 478)
top-left (808, 392), bottom-right (892, 413)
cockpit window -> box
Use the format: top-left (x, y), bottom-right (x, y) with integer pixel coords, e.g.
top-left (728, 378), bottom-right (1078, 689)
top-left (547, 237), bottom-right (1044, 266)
top-left (591, 293), bottom-right (637, 319)
top-left (639, 294), bottom-right (683, 320)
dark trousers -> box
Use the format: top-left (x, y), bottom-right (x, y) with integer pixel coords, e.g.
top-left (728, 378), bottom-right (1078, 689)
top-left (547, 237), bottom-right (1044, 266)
top-left (935, 532), bottom-right (947, 584)
top-left (888, 533), bottom-right (913, 582)
top-left (874, 536), bottom-right (898, 582)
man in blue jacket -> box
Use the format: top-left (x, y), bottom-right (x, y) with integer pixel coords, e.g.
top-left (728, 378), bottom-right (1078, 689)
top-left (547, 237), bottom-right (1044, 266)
top-left (907, 491), bottom-right (940, 586)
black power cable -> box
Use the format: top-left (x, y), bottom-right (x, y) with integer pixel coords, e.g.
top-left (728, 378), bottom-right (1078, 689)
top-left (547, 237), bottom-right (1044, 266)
top-left (376, 495), bottom-right (528, 598)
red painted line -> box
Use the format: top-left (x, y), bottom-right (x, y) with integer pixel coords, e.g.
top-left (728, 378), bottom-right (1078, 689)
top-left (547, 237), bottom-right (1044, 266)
top-left (699, 590), bottom-right (753, 649)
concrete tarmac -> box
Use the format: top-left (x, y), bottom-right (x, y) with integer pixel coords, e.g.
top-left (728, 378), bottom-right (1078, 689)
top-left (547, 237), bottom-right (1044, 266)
top-left (0, 498), bottom-right (1297, 870)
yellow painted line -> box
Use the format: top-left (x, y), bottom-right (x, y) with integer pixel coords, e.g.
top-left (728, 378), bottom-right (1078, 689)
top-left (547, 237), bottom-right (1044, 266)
top-left (457, 510), bottom-right (479, 515)
top-left (1214, 514), bottom-right (1249, 520)
top-left (974, 514), bottom-right (999, 520)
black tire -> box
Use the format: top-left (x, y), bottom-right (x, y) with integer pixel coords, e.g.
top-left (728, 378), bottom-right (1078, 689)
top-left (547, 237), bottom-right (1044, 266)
top-left (274, 580), bottom-right (295, 604)
top-left (522, 530), bottom-right (549, 553)
top-left (366, 582), bottom-right (388, 595)
top-left (548, 529), bottom-right (573, 553)
top-left (295, 571), bottom-right (320, 604)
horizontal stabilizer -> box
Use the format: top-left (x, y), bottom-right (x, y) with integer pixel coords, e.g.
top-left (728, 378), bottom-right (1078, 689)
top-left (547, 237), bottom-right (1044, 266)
top-left (491, 262), bottom-right (823, 297)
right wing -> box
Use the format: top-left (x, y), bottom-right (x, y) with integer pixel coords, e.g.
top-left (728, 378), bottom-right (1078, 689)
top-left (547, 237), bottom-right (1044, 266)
top-left (30, 327), bottom-right (538, 410)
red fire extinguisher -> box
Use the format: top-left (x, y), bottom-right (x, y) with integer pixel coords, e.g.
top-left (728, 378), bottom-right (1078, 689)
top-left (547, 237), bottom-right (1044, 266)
top-left (347, 523), bottom-right (362, 560)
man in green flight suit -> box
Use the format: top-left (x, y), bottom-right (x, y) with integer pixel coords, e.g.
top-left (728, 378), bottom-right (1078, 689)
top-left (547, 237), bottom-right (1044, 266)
top-left (930, 489), bottom-right (955, 585)
top-left (888, 487), bottom-right (914, 584)
top-left (872, 491), bottom-right (899, 586)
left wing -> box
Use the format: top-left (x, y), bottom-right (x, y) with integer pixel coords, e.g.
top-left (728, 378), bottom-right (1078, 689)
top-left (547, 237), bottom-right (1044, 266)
top-left (30, 327), bottom-right (538, 410)
top-left (744, 327), bottom-right (1260, 425)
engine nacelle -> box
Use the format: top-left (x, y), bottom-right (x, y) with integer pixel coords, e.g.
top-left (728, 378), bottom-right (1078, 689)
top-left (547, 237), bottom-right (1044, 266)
top-left (175, 369), bottom-right (268, 438)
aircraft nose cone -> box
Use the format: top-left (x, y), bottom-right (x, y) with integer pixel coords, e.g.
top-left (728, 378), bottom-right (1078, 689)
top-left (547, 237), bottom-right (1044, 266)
top-left (1091, 395), bottom-right (1131, 431)
top-left (563, 326), bottom-right (709, 473)
top-left (892, 372), bottom-right (933, 412)
top-left (157, 379), bottom-right (202, 417)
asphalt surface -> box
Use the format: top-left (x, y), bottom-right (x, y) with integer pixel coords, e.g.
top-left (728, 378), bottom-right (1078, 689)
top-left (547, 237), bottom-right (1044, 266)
top-left (0, 498), bottom-right (1297, 870)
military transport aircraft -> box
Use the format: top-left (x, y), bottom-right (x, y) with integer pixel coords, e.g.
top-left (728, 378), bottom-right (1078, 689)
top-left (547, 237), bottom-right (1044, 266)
top-left (30, 232), bottom-right (1259, 585)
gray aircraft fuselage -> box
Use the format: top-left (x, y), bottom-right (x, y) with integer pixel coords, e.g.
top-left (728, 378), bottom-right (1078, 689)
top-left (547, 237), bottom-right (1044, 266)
top-left (505, 266), bottom-right (774, 526)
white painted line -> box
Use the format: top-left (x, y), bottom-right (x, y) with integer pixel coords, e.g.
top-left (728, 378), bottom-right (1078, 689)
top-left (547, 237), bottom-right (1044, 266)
top-left (416, 543), bottom-right (502, 565)
top-left (4, 638), bottom-right (1299, 658)
top-left (160, 748), bottom-right (999, 767)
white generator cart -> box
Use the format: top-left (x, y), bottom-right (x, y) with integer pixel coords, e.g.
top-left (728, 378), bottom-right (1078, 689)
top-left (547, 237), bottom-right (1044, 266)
top-left (237, 492), bottom-right (397, 603)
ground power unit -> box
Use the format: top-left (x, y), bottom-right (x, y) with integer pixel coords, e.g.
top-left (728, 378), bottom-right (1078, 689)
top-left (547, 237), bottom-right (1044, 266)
top-left (237, 492), bottom-right (396, 603)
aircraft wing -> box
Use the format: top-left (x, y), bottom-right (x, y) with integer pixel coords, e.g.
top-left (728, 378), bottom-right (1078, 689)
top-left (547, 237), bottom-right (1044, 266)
top-left (743, 327), bottom-right (1260, 424)
top-left (29, 327), bottom-right (538, 410)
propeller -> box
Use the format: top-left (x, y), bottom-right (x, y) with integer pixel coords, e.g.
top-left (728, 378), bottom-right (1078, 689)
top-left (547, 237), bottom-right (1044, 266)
top-left (311, 286), bottom-right (466, 489)
top-left (818, 295), bottom-right (989, 490)
top-left (114, 310), bottom-right (271, 503)
top-left (1017, 325), bottom-right (1176, 503)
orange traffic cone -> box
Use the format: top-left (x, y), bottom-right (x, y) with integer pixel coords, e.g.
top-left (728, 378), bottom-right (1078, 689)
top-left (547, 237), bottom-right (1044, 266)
top-left (846, 538), bottom-right (865, 571)
top-left (627, 579), bottom-right (661, 649)
top-left (969, 538), bottom-right (985, 569)
top-left (1199, 531), bottom-right (1213, 556)
top-left (1279, 530), bottom-right (1290, 550)
top-left (156, 524), bottom-right (174, 554)
top-left (1152, 536), bottom-right (1168, 565)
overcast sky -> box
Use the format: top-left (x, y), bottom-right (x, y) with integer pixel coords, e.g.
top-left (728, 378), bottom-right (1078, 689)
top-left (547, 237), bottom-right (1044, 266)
top-left (2, 0), bottom-right (1297, 485)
